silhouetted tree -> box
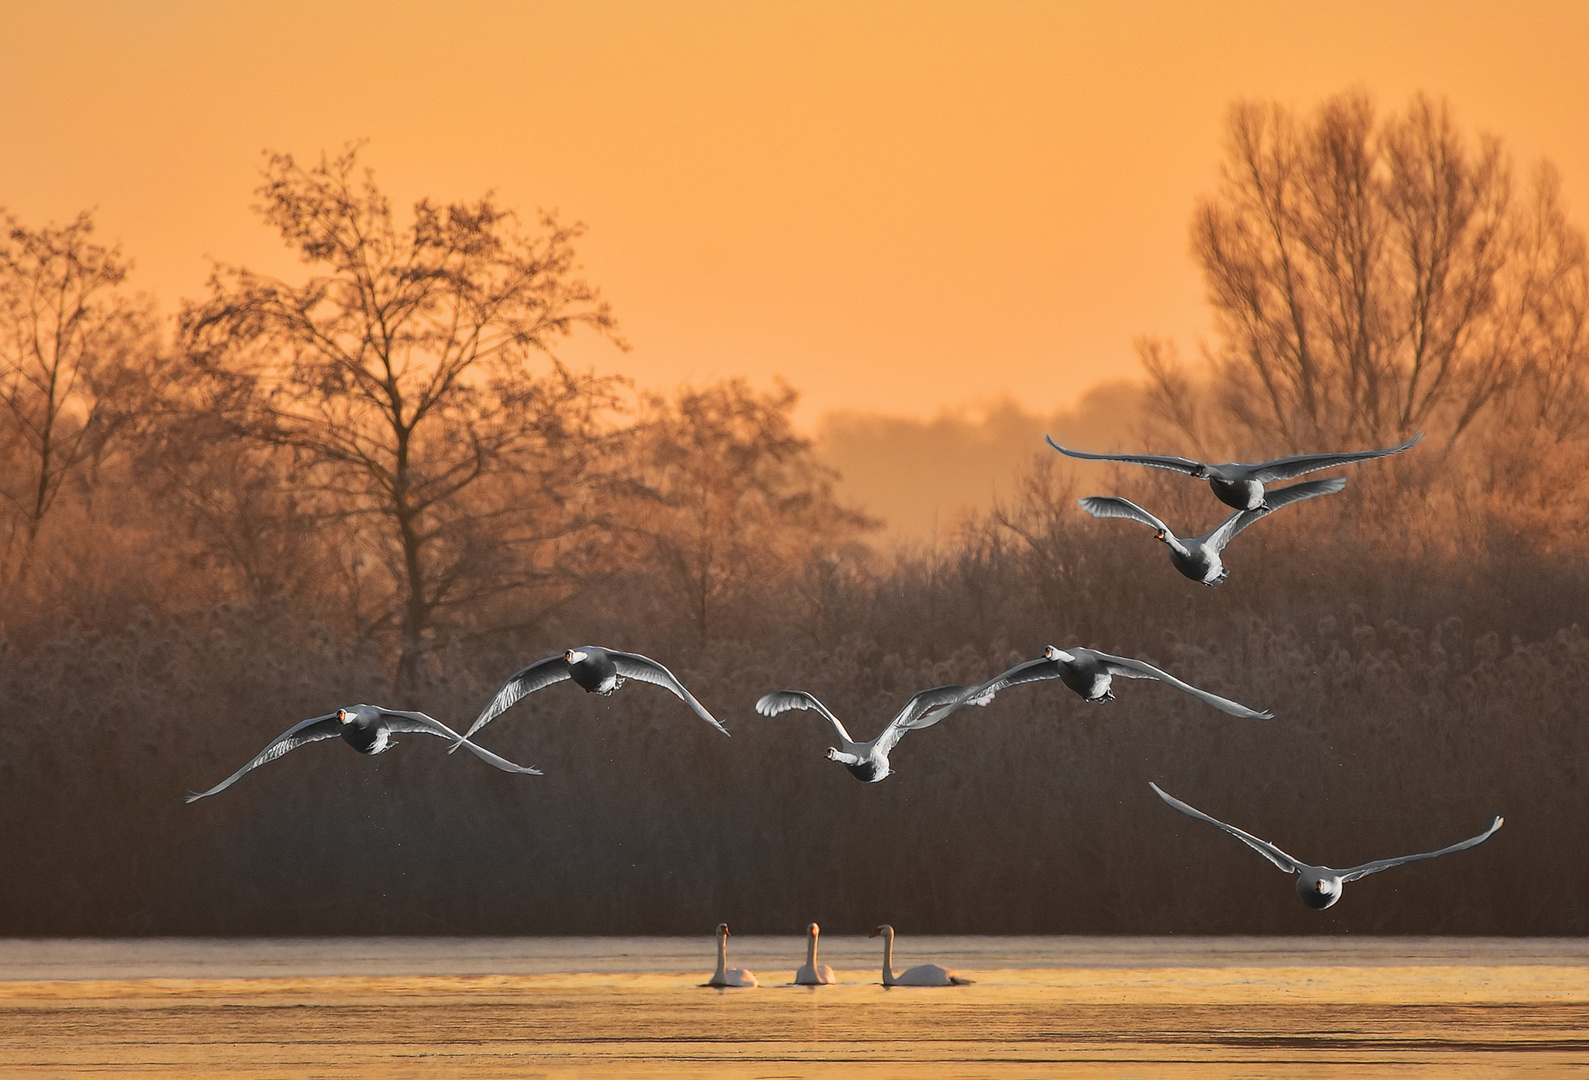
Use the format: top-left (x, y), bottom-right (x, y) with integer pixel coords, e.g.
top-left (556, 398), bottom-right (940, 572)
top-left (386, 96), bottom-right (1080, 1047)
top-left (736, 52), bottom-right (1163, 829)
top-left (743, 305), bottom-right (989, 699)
top-left (627, 380), bottom-right (876, 640)
top-left (1180, 91), bottom-right (1577, 448)
top-left (181, 145), bottom-right (623, 686)
top-left (0, 210), bottom-right (157, 561)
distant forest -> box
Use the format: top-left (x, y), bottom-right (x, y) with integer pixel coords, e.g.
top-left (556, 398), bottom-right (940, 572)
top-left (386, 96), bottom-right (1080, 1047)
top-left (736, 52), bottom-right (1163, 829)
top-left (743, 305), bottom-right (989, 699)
top-left (2, 92), bottom-right (1586, 936)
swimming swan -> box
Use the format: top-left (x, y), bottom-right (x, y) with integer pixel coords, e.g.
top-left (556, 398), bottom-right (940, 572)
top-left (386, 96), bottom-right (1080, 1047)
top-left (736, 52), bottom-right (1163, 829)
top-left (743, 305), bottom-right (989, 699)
top-left (184, 704), bottom-right (539, 803)
top-left (1150, 782), bottom-right (1503, 909)
top-left (869, 925), bottom-right (972, 986)
top-left (705, 923), bottom-right (758, 987)
top-left (795, 922), bottom-right (837, 985)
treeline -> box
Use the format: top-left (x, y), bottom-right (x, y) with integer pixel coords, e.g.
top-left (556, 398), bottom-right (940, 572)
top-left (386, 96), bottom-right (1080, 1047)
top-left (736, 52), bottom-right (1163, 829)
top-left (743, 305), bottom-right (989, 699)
top-left (1, 93), bottom-right (1587, 935)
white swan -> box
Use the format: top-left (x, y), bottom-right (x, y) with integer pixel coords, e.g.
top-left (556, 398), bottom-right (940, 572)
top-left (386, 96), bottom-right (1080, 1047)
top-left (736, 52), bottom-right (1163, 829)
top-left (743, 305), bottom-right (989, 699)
top-left (794, 922), bottom-right (836, 985)
top-left (457, 646), bottom-right (727, 752)
top-left (184, 704), bottom-right (539, 803)
top-left (1047, 431), bottom-right (1423, 511)
top-left (705, 923), bottom-right (758, 988)
top-left (869, 925), bottom-right (972, 986)
top-left (1150, 783), bottom-right (1504, 910)
top-left (754, 683), bottom-right (994, 783)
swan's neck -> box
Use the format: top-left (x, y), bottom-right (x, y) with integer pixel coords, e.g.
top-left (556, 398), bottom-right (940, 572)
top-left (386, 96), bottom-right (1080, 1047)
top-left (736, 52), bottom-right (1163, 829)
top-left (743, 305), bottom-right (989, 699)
top-left (714, 934), bottom-right (728, 982)
top-left (880, 930), bottom-right (895, 985)
top-left (806, 932), bottom-right (818, 968)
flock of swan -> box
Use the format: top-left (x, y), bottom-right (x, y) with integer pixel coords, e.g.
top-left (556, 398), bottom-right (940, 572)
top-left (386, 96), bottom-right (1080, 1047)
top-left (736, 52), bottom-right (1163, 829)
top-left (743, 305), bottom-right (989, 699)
top-left (186, 431), bottom-right (1505, 983)
top-left (708, 923), bottom-right (971, 988)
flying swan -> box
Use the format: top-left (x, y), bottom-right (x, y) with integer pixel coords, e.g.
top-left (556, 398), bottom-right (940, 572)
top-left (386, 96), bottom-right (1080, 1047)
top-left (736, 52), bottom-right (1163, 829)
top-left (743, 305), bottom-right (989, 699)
top-left (184, 704), bottom-right (539, 803)
top-left (1079, 476), bottom-right (1345, 586)
top-left (457, 646), bottom-right (727, 751)
top-left (1046, 431), bottom-right (1422, 512)
top-left (936, 645), bottom-right (1272, 722)
top-left (1150, 782), bottom-right (1503, 909)
top-left (754, 683), bottom-right (993, 783)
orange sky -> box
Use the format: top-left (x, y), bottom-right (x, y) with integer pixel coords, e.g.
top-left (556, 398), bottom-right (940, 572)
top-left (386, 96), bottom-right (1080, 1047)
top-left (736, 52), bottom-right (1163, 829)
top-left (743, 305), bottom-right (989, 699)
top-left (3, 1), bottom-right (1588, 428)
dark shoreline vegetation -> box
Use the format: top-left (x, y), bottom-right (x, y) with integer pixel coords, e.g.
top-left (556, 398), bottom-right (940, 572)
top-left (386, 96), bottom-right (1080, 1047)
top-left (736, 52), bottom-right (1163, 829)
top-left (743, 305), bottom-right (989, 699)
top-left (3, 90), bottom-right (1588, 935)
top-left (2, 460), bottom-right (1585, 936)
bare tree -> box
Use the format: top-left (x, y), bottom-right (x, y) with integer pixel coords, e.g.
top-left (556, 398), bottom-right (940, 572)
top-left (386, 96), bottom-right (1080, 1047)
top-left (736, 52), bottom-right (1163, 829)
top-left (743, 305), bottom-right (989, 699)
top-left (1182, 91), bottom-right (1564, 448)
top-left (0, 210), bottom-right (156, 559)
top-left (1514, 164), bottom-right (1589, 442)
top-left (181, 145), bottom-right (623, 686)
top-left (627, 379), bottom-right (876, 641)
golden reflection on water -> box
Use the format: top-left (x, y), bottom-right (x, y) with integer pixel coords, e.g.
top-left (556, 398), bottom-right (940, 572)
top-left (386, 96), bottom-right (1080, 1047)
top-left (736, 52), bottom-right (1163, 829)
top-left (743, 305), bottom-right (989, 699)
top-left (2, 964), bottom-right (1587, 1078)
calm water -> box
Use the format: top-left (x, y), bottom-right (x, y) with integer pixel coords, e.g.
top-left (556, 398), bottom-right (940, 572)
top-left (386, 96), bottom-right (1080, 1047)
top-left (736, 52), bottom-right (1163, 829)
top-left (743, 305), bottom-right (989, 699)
top-left (2, 934), bottom-right (1587, 980)
top-left (4, 938), bottom-right (1587, 1078)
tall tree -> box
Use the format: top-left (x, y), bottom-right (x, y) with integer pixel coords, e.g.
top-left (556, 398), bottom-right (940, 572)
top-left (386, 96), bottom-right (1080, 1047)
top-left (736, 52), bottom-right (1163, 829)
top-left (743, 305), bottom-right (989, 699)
top-left (627, 380), bottom-right (876, 641)
top-left (0, 210), bottom-right (156, 557)
top-left (1180, 91), bottom-right (1574, 447)
top-left (181, 145), bottom-right (623, 685)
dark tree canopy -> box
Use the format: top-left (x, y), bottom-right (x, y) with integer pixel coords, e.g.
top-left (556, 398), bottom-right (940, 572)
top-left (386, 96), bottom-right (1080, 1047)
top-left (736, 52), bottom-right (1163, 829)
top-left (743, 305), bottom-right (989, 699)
top-left (181, 145), bottom-right (624, 683)
top-left (0, 209), bottom-right (157, 559)
top-left (1177, 91), bottom-right (1584, 449)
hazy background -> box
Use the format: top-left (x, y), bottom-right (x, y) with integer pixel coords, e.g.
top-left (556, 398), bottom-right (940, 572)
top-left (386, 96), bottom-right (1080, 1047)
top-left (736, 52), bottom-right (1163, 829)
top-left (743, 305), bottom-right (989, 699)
top-left (1, 2), bottom-right (1586, 936)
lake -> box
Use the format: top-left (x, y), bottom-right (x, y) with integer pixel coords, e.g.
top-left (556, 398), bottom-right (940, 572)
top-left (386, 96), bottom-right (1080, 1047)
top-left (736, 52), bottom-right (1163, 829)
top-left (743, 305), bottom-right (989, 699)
top-left (2, 937), bottom-right (1586, 1077)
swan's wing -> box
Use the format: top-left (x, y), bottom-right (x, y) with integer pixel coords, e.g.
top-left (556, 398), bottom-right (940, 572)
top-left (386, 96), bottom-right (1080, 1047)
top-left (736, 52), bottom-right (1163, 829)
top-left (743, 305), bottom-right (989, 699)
top-left (1149, 783), bottom-right (1301, 874)
top-left (1047, 435), bottom-right (1207, 476)
top-left (378, 710), bottom-right (542, 774)
top-left (184, 713), bottom-right (342, 803)
top-left (462, 655), bottom-right (573, 740)
top-left (1337, 815), bottom-right (1503, 882)
top-left (755, 690), bottom-right (855, 745)
top-left (1244, 432), bottom-right (1424, 482)
top-left (1077, 496), bottom-right (1172, 535)
top-left (1084, 650), bottom-right (1274, 719)
top-left (1200, 477), bottom-right (1347, 552)
top-left (978, 656), bottom-right (1068, 698)
top-left (873, 684), bottom-right (995, 757)
top-left (609, 650), bottom-right (728, 735)
top-left (893, 684), bottom-right (991, 730)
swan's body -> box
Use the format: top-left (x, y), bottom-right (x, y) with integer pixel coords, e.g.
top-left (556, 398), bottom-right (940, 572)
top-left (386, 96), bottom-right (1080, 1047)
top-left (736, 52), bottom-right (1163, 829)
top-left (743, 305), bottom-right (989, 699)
top-left (754, 683), bottom-right (994, 783)
top-left (870, 925), bottom-right (971, 986)
top-left (943, 645), bottom-right (1271, 721)
top-left (458, 646), bottom-right (727, 751)
top-left (794, 922), bottom-right (837, 985)
top-left (184, 704), bottom-right (539, 803)
top-left (1080, 476), bottom-right (1345, 586)
top-left (1150, 783), bottom-right (1503, 909)
top-left (706, 923), bottom-right (758, 988)
top-left (1047, 432), bottom-right (1423, 511)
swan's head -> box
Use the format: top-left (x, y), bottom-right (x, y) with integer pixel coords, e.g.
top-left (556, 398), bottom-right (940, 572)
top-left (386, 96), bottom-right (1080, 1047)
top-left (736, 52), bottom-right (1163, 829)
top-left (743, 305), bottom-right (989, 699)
top-left (867, 925), bottom-right (893, 939)
top-left (337, 708), bottom-right (353, 725)
top-left (808, 922), bottom-right (819, 935)
top-left (565, 648), bottom-right (588, 664)
top-left (716, 922), bottom-right (729, 937)
top-left (1154, 528), bottom-right (1167, 542)
top-left (1043, 644), bottom-right (1061, 660)
top-left (1298, 874), bottom-right (1342, 910)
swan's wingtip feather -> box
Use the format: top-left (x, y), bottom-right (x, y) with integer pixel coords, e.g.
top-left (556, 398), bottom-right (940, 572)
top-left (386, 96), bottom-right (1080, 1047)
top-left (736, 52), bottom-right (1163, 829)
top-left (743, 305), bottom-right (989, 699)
top-left (182, 790), bottom-right (205, 805)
